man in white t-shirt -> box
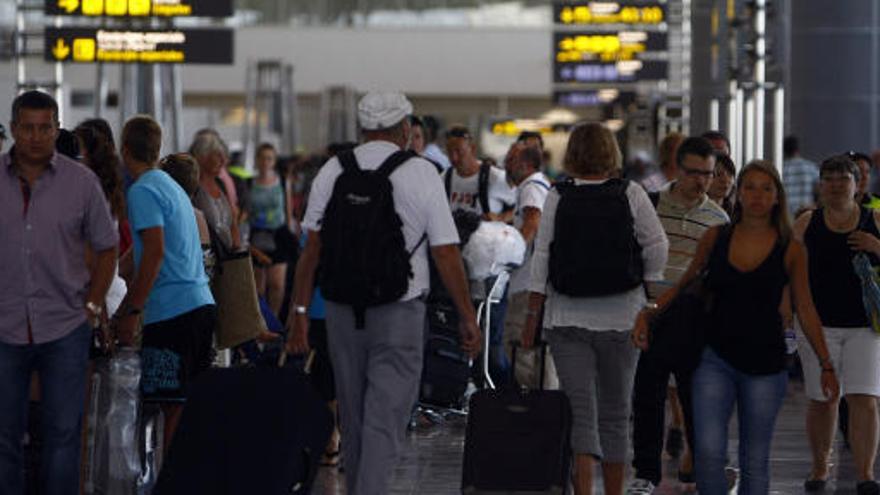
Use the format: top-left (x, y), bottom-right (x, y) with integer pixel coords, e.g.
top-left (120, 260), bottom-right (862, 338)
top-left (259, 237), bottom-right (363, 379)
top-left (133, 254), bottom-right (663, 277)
top-left (285, 92), bottom-right (480, 495)
top-left (502, 143), bottom-right (558, 390)
top-left (442, 125), bottom-right (516, 220)
top-left (442, 125), bottom-right (516, 385)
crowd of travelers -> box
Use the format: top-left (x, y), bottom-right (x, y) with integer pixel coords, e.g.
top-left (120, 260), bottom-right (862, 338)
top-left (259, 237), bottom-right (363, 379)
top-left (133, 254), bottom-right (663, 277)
top-left (3, 87), bottom-right (880, 495)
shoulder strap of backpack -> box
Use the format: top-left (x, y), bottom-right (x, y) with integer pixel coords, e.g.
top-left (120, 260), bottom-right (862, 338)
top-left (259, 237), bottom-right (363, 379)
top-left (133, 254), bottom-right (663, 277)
top-left (610, 178), bottom-right (630, 195)
top-left (648, 191), bottom-right (661, 208)
top-left (337, 150), bottom-right (360, 173)
top-left (443, 167), bottom-right (453, 199)
top-left (524, 178), bottom-right (551, 191)
top-left (553, 177), bottom-right (574, 194)
top-left (376, 150), bottom-right (418, 179)
top-left (478, 162), bottom-right (491, 214)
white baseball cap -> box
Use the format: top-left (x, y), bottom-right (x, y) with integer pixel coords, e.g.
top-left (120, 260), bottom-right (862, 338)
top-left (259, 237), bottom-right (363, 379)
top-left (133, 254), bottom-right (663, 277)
top-left (357, 91), bottom-right (413, 131)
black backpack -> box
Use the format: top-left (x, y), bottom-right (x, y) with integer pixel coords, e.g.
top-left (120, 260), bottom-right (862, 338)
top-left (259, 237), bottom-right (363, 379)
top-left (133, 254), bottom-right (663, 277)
top-left (318, 149), bottom-right (424, 328)
top-left (548, 178), bottom-right (644, 297)
top-left (443, 162), bottom-right (491, 214)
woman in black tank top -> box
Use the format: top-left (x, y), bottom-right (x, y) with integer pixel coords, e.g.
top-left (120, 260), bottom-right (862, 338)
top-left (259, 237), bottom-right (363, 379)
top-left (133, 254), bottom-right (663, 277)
top-left (634, 161), bottom-right (837, 495)
top-left (794, 155), bottom-right (880, 494)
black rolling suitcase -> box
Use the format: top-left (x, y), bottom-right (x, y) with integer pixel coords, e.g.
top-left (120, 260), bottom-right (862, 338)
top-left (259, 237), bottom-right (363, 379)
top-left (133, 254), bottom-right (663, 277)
top-left (461, 342), bottom-right (572, 494)
top-left (154, 356), bottom-right (333, 494)
top-left (420, 300), bottom-right (471, 409)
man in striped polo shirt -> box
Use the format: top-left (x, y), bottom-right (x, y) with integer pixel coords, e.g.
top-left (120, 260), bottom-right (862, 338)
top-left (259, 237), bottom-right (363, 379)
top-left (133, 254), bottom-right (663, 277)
top-left (628, 137), bottom-right (729, 494)
top-left (783, 136), bottom-right (819, 216)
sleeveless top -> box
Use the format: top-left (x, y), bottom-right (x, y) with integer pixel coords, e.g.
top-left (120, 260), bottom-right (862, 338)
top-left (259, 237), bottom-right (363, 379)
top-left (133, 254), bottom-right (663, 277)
top-left (195, 187), bottom-right (235, 253)
top-left (249, 179), bottom-right (286, 230)
top-left (705, 226), bottom-right (790, 375)
top-left (804, 207), bottom-right (880, 328)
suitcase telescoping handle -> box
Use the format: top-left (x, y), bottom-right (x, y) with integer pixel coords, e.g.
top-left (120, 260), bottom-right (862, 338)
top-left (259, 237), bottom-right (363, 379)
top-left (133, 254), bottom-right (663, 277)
top-left (277, 349), bottom-right (316, 374)
top-left (511, 339), bottom-right (548, 391)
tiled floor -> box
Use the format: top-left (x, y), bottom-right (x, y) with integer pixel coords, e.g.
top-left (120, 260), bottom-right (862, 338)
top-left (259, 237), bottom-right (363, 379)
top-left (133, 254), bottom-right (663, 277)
top-left (312, 380), bottom-right (875, 494)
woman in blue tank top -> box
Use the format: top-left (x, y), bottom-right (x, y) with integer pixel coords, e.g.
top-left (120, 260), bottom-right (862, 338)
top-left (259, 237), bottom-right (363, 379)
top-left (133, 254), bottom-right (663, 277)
top-left (633, 160), bottom-right (838, 494)
top-left (248, 143), bottom-right (297, 316)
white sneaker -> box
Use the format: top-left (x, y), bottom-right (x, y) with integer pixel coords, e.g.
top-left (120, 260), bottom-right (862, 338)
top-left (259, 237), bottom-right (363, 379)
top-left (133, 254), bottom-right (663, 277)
top-left (626, 478), bottom-right (656, 494)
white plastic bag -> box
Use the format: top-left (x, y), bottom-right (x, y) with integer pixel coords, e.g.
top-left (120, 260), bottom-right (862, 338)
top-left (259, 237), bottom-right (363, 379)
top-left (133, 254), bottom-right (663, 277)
top-left (92, 348), bottom-right (142, 494)
top-left (461, 221), bottom-right (526, 280)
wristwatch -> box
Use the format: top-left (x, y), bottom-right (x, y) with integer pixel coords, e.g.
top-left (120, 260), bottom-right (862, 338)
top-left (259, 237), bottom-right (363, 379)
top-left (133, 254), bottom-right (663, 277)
top-left (85, 301), bottom-right (103, 317)
top-left (293, 305), bottom-right (308, 315)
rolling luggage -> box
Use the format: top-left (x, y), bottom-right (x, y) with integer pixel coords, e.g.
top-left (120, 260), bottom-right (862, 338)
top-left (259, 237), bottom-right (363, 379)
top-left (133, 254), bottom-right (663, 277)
top-left (154, 356), bottom-right (333, 495)
top-left (461, 342), bottom-right (572, 494)
top-left (419, 300), bottom-right (472, 409)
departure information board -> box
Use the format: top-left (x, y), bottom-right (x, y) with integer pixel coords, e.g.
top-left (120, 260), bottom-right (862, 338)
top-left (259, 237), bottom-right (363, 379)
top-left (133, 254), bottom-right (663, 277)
top-left (554, 89), bottom-right (637, 107)
top-left (555, 60), bottom-right (668, 83)
top-left (45, 27), bottom-right (233, 64)
top-left (554, 31), bottom-right (668, 63)
top-left (554, 1), bottom-right (666, 26)
top-left (45, 0), bottom-right (233, 18)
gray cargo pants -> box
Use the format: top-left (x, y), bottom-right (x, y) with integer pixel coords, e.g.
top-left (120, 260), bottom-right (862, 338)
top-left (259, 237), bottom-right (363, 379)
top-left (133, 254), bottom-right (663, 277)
top-left (325, 298), bottom-right (426, 495)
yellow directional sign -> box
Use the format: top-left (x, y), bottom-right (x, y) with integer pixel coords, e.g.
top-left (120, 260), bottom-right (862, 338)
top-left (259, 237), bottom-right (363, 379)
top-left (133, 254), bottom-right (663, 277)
top-left (105, 0), bottom-right (125, 15)
top-left (73, 38), bottom-right (96, 62)
top-left (51, 38), bottom-right (70, 60)
top-left (44, 0), bottom-right (233, 17)
top-left (57, 0), bottom-right (79, 14)
top-left (45, 27), bottom-right (234, 64)
top-left (82, 0), bottom-right (101, 15)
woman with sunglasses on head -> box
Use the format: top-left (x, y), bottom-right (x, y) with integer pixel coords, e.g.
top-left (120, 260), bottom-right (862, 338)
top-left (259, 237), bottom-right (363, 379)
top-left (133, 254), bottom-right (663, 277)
top-left (795, 155), bottom-right (880, 495)
top-left (634, 160), bottom-right (838, 495)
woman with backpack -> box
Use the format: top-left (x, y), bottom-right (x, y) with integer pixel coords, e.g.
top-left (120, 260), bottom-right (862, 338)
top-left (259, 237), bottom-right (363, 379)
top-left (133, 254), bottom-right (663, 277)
top-left (632, 160), bottom-right (839, 494)
top-left (522, 122), bottom-right (669, 495)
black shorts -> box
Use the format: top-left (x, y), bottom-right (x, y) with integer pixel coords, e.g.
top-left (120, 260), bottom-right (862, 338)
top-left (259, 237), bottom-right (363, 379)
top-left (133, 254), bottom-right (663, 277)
top-left (251, 226), bottom-right (299, 265)
top-left (141, 304), bottom-right (217, 401)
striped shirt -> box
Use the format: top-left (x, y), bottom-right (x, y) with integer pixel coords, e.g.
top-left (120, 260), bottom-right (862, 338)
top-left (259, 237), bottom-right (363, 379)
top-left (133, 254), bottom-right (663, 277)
top-left (783, 156), bottom-right (819, 216)
top-left (650, 185), bottom-right (729, 299)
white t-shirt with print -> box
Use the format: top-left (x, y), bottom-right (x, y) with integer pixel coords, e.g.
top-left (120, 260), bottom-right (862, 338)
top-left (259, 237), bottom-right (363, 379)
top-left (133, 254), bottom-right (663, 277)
top-left (444, 164), bottom-right (516, 215)
top-left (303, 140), bottom-right (460, 302)
top-left (508, 171), bottom-right (552, 294)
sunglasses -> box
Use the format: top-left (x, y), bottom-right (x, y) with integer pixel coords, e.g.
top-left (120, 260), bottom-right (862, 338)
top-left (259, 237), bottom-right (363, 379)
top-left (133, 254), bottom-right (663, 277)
top-left (846, 150), bottom-right (873, 166)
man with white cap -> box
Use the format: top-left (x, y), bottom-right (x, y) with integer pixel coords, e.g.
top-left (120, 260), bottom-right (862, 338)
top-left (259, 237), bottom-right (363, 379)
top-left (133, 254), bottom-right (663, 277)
top-left (286, 91), bottom-right (481, 494)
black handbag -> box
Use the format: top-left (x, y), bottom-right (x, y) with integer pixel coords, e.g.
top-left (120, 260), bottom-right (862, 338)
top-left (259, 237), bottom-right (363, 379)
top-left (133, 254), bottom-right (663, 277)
top-left (648, 271), bottom-right (712, 371)
top-left (647, 225), bottom-right (729, 371)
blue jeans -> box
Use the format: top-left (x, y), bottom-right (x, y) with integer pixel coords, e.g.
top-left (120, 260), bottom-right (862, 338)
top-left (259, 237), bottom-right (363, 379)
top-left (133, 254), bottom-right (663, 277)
top-left (0, 322), bottom-right (91, 495)
top-left (692, 348), bottom-right (787, 495)
top-left (485, 276), bottom-right (510, 387)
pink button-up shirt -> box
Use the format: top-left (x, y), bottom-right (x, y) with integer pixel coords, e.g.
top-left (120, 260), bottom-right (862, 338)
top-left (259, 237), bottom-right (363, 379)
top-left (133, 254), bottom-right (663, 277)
top-left (0, 149), bottom-right (118, 344)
